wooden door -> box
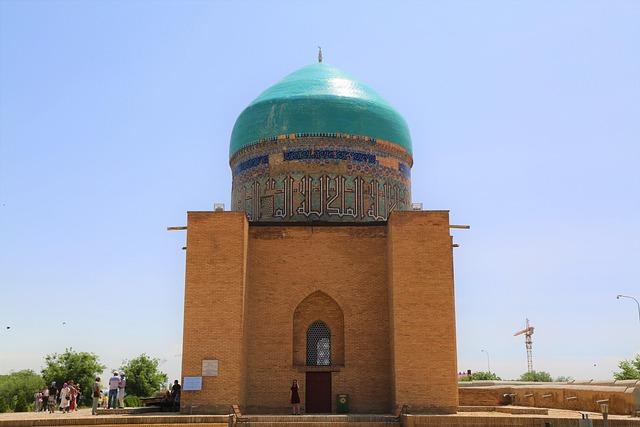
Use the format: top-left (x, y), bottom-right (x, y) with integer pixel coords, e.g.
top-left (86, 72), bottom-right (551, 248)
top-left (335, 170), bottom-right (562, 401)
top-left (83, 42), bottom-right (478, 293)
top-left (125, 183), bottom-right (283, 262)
top-left (305, 372), bottom-right (332, 413)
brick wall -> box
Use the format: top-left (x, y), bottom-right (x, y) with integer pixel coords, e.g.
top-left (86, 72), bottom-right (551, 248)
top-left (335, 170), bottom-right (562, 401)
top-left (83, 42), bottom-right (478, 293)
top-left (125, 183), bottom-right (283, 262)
top-left (244, 224), bottom-right (391, 413)
top-left (293, 291), bottom-right (345, 366)
top-left (181, 211), bottom-right (458, 414)
top-left (388, 212), bottom-right (458, 414)
top-left (181, 212), bottom-right (248, 413)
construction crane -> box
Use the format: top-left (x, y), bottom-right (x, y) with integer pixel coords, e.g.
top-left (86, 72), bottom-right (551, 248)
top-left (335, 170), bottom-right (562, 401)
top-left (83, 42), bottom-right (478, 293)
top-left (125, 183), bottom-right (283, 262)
top-left (514, 318), bottom-right (535, 373)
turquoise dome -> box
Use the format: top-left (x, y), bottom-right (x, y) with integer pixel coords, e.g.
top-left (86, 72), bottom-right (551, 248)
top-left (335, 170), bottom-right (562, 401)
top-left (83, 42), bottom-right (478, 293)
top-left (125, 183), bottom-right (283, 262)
top-left (229, 63), bottom-right (412, 158)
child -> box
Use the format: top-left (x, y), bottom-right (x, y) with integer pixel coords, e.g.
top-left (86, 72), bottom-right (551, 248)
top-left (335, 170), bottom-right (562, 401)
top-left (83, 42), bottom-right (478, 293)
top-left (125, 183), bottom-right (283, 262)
top-left (101, 390), bottom-right (109, 409)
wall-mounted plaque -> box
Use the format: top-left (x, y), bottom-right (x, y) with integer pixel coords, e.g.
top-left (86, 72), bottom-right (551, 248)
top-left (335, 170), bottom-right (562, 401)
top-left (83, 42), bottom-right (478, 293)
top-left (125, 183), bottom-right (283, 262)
top-left (182, 376), bottom-right (202, 391)
top-left (202, 359), bottom-right (219, 376)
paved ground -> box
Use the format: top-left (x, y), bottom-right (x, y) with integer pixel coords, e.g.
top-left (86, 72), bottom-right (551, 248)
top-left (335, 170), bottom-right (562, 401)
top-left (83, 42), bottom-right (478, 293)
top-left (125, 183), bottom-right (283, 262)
top-left (0, 408), bottom-right (94, 420)
top-left (0, 407), bottom-right (637, 422)
top-left (455, 408), bottom-right (635, 419)
top-left (0, 408), bottom-right (210, 420)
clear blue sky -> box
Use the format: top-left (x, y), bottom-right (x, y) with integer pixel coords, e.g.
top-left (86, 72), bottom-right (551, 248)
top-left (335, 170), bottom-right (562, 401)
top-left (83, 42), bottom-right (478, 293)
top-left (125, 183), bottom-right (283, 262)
top-left (1, 1), bottom-right (639, 383)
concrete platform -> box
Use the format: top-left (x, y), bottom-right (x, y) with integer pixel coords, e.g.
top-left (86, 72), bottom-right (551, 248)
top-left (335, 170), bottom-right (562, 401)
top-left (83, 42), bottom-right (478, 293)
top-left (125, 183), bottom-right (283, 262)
top-left (458, 406), bottom-right (549, 415)
top-left (1, 407), bottom-right (639, 427)
top-left (95, 407), bottom-right (160, 416)
top-left (234, 414), bottom-right (398, 427)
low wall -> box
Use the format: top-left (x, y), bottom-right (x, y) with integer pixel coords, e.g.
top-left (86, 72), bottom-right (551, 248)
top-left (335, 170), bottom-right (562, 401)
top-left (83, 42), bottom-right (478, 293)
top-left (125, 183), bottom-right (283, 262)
top-left (459, 380), bottom-right (640, 415)
top-left (404, 414), bottom-right (640, 427)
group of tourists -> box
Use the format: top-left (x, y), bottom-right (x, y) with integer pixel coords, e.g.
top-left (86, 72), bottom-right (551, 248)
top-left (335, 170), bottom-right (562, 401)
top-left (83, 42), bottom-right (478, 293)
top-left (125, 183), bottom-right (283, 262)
top-left (33, 374), bottom-right (183, 415)
top-left (108, 372), bottom-right (127, 410)
top-left (34, 381), bottom-right (82, 413)
top-left (89, 372), bottom-right (126, 415)
top-left (33, 373), bottom-right (127, 416)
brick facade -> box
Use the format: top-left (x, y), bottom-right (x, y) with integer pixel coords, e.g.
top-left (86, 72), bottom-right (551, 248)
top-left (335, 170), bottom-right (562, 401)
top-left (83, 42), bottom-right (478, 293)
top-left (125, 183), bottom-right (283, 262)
top-left (181, 210), bottom-right (458, 414)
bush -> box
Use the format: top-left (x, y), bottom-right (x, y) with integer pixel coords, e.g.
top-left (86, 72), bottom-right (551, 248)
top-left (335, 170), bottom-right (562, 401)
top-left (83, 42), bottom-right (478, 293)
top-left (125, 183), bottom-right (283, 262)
top-left (519, 370), bottom-right (553, 382)
top-left (123, 395), bottom-right (141, 408)
top-left (459, 371), bottom-right (502, 381)
top-left (0, 370), bottom-right (44, 413)
top-left (120, 354), bottom-right (168, 398)
top-left (41, 348), bottom-right (105, 406)
top-left (13, 395), bottom-right (29, 413)
top-left (614, 354), bottom-right (640, 380)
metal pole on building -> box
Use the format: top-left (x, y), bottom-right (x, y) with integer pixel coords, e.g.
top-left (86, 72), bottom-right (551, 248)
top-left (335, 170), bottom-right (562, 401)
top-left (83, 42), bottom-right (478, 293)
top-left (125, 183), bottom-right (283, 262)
top-left (481, 349), bottom-right (491, 374)
top-left (616, 294), bottom-right (640, 325)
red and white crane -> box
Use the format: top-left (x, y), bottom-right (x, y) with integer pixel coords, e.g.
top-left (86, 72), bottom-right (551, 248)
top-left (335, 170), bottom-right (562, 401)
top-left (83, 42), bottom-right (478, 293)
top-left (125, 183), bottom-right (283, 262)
top-left (514, 318), bottom-right (535, 373)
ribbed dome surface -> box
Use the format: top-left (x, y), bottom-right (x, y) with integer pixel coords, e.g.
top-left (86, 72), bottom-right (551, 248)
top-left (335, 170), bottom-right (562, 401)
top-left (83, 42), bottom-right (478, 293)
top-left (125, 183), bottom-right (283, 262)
top-left (229, 63), bottom-right (412, 157)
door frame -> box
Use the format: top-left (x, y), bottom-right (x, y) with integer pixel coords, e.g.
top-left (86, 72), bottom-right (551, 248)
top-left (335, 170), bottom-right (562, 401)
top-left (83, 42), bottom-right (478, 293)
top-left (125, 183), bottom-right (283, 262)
top-left (304, 371), bottom-right (332, 413)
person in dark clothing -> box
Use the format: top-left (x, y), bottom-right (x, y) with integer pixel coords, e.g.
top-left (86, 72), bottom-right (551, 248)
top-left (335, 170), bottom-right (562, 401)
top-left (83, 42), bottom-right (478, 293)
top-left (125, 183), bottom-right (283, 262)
top-left (47, 382), bottom-right (57, 413)
top-left (170, 380), bottom-right (181, 412)
top-left (290, 379), bottom-right (300, 415)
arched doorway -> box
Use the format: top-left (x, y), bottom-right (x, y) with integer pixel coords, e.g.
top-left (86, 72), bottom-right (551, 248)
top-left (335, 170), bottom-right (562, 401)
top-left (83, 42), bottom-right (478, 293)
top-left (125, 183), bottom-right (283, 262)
top-left (293, 292), bottom-right (344, 413)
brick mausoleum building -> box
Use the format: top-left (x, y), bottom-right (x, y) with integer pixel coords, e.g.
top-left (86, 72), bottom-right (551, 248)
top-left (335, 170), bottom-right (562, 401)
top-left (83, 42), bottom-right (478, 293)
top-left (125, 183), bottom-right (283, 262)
top-left (180, 59), bottom-right (459, 415)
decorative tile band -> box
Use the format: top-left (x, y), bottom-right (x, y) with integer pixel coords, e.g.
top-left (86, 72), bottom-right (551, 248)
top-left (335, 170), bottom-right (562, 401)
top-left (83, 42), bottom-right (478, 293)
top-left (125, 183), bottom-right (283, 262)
top-left (233, 155), bottom-right (270, 175)
top-left (230, 133), bottom-right (413, 166)
top-left (283, 149), bottom-right (377, 164)
top-left (233, 173), bottom-right (410, 222)
top-left (230, 135), bottom-right (412, 222)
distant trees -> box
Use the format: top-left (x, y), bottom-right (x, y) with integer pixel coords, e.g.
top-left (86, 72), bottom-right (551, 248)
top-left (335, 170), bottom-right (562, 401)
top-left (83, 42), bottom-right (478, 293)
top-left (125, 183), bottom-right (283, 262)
top-left (120, 354), bottom-right (168, 398)
top-left (614, 354), bottom-right (640, 380)
top-left (459, 371), bottom-right (502, 381)
top-left (0, 370), bottom-right (45, 413)
top-left (1, 350), bottom-right (169, 411)
top-left (519, 370), bottom-right (553, 382)
top-left (41, 348), bottom-right (105, 405)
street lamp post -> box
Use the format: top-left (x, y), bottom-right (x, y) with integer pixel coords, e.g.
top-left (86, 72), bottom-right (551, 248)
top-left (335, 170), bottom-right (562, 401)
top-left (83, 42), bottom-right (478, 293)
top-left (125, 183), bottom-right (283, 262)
top-left (617, 295), bottom-right (640, 324)
top-left (481, 349), bottom-right (491, 374)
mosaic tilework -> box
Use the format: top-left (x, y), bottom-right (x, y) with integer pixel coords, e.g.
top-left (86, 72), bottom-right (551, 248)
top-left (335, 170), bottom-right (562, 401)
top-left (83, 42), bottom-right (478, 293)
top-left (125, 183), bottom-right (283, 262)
top-left (230, 133), bottom-right (413, 166)
top-left (230, 135), bottom-right (412, 222)
top-left (233, 154), bottom-right (269, 175)
top-left (283, 149), bottom-right (377, 164)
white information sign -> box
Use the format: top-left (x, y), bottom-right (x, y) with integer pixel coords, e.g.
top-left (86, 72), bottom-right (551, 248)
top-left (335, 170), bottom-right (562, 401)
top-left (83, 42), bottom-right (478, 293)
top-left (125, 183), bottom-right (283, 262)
top-left (202, 359), bottom-right (219, 376)
top-left (182, 376), bottom-right (202, 391)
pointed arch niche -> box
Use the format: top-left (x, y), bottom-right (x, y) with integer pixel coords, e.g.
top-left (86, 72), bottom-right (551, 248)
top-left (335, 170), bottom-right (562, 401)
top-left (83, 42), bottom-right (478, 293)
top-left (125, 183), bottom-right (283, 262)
top-left (293, 291), bottom-right (345, 366)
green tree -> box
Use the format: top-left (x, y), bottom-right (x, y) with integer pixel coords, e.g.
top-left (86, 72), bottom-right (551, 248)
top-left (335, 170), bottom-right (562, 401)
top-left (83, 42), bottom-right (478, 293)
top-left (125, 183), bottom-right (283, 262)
top-left (459, 371), bottom-right (502, 381)
top-left (120, 354), bottom-right (168, 398)
top-left (613, 354), bottom-right (640, 380)
top-left (519, 370), bottom-right (553, 382)
top-left (0, 370), bottom-right (45, 413)
top-left (41, 348), bottom-right (105, 406)
top-left (555, 376), bottom-right (574, 382)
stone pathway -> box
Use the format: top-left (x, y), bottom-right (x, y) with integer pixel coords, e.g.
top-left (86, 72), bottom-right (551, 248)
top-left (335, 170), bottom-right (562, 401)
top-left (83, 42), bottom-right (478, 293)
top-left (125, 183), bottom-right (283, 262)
top-left (0, 407), bottom-right (638, 427)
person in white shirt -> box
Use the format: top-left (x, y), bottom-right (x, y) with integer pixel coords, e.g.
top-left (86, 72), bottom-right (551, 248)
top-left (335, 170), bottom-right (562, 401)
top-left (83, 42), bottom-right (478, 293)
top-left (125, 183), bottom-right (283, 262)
top-left (42, 387), bottom-right (49, 412)
top-left (117, 372), bottom-right (126, 408)
top-left (59, 383), bottom-right (71, 413)
top-left (108, 372), bottom-right (120, 409)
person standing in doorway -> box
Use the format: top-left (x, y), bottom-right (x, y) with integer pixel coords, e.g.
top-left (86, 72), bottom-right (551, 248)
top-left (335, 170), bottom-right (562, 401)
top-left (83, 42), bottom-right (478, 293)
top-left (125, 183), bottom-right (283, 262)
top-left (108, 372), bottom-right (120, 409)
top-left (117, 372), bottom-right (126, 408)
top-left (92, 377), bottom-right (101, 415)
top-left (290, 379), bottom-right (301, 415)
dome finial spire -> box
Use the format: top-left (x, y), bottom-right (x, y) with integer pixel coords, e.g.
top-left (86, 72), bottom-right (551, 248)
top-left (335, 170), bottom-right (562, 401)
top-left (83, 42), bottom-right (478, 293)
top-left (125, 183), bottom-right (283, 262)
top-left (318, 46), bottom-right (323, 63)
